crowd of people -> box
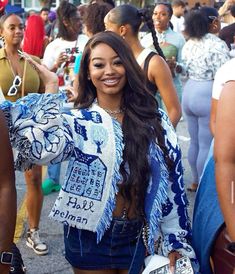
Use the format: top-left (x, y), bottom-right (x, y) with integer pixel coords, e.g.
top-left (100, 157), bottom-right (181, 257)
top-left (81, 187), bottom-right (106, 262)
top-left (0, 0), bottom-right (235, 273)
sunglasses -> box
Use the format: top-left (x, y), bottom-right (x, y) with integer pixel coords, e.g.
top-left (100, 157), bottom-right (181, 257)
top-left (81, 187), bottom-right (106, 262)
top-left (208, 15), bottom-right (219, 21)
top-left (7, 75), bottom-right (22, 96)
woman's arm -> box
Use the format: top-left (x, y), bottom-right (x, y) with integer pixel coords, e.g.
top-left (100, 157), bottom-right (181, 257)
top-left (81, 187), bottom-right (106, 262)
top-left (149, 55), bottom-right (182, 128)
top-left (210, 98), bottom-right (218, 136)
top-left (214, 80), bottom-right (235, 241)
top-left (0, 110), bottom-right (16, 274)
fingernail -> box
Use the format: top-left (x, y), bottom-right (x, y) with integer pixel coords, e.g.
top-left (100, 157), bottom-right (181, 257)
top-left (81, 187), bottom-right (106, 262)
top-left (170, 266), bottom-right (175, 274)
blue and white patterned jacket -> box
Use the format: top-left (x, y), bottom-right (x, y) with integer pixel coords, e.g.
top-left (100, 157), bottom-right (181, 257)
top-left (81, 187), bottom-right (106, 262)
top-left (0, 93), bottom-right (198, 268)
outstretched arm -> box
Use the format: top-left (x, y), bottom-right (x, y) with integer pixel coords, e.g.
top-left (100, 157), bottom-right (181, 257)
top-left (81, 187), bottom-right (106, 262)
top-left (214, 80), bottom-right (235, 241)
top-left (0, 110), bottom-right (16, 274)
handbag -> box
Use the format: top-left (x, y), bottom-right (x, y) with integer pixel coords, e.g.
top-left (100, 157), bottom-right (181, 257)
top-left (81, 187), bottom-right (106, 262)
top-left (142, 254), bottom-right (194, 274)
top-left (211, 224), bottom-right (235, 274)
top-left (142, 254), bottom-right (170, 274)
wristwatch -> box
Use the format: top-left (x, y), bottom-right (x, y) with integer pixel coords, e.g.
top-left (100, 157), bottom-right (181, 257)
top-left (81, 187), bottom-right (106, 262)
top-left (0, 251), bottom-right (13, 265)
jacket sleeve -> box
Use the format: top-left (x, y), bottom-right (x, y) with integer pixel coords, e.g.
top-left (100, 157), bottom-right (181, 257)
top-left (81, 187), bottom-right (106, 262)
top-left (0, 93), bottom-right (75, 170)
top-left (158, 109), bottom-right (198, 263)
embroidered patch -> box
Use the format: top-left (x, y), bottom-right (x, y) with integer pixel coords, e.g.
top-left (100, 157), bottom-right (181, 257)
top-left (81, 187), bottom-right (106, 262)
top-left (64, 148), bottom-right (107, 201)
top-left (90, 125), bottom-right (108, 154)
top-left (74, 118), bottom-right (88, 140)
top-left (77, 109), bottom-right (103, 123)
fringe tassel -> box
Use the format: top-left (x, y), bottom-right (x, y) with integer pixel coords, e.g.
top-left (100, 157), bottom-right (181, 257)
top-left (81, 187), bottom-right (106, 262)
top-left (96, 119), bottom-right (123, 242)
top-left (147, 143), bottom-right (169, 254)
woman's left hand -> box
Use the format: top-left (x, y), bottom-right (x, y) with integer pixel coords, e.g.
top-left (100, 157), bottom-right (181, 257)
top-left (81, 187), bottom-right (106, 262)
top-left (168, 251), bottom-right (182, 273)
top-left (65, 85), bottom-right (78, 102)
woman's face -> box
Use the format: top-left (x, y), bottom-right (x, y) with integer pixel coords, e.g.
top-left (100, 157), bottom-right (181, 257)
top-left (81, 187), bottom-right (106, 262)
top-left (88, 43), bottom-right (126, 99)
top-left (67, 11), bottom-right (82, 36)
top-left (152, 4), bottom-right (171, 32)
top-left (1, 14), bottom-right (24, 46)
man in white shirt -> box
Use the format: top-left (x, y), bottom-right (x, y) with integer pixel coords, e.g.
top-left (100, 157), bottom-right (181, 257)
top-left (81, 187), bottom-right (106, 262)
top-left (171, 0), bottom-right (186, 33)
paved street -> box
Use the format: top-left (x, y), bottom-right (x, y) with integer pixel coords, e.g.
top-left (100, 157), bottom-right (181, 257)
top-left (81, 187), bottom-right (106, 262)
top-left (14, 116), bottom-right (196, 274)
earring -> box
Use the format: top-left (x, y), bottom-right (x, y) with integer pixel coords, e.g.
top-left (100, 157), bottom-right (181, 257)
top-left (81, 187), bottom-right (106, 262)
top-left (87, 75), bottom-right (91, 80)
top-left (0, 36), bottom-right (5, 47)
top-left (122, 35), bottom-right (125, 40)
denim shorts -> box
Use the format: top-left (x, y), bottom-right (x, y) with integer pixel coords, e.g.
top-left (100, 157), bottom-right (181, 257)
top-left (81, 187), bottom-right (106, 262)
top-left (64, 217), bottom-right (145, 270)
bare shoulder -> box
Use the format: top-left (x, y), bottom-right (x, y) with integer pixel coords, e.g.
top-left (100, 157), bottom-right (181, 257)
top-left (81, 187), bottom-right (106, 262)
top-left (148, 54), bottom-right (166, 68)
top-left (218, 81), bottom-right (235, 110)
top-left (148, 54), bottom-right (169, 76)
top-left (215, 80), bottom-right (235, 158)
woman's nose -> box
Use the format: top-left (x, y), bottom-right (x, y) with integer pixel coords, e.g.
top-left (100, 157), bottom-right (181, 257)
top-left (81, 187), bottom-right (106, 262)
top-left (104, 64), bottom-right (114, 74)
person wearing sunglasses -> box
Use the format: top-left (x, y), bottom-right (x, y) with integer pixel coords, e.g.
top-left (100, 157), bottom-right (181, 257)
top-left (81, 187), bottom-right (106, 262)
top-left (0, 12), bottom-right (49, 267)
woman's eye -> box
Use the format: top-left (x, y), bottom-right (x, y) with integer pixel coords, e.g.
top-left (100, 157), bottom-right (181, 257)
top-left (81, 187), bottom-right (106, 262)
top-left (113, 59), bottom-right (122, 66)
top-left (93, 63), bottom-right (104, 68)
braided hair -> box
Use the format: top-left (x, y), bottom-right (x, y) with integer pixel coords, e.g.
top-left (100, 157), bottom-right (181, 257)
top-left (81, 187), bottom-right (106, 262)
top-left (138, 8), bottom-right (165, 59)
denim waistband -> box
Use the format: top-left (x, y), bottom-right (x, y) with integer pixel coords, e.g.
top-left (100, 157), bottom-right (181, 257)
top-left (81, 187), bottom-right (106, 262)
top-left (109, 217), bottom-right (143, 234)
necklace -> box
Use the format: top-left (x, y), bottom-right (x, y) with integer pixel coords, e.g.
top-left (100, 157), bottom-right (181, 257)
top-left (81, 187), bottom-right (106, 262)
top-left (103, 108), bottom-right (123, 115)
top-left (94, 99), bottom-right (124, 119)
top-left (103, 107), bottom-right (124, 120)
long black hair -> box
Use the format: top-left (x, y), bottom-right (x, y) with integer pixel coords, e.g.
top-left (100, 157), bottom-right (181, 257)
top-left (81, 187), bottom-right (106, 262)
top-left (75, 31), bottom-right (171, 215)
top-left (106, 4), bottom-right (165, 59)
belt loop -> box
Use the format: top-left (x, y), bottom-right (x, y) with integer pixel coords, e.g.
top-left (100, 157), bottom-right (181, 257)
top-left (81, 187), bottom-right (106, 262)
top-left (78, 229), bottom-right (83, 257)
top-left (66, 225), bottom-right (70, 238)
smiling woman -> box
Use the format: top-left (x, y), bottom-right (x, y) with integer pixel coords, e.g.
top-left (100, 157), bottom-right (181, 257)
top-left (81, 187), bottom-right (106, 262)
top-left (87, 43), bottom-right (126, 118)
top-left (0, 31), bottom-right (199, 274)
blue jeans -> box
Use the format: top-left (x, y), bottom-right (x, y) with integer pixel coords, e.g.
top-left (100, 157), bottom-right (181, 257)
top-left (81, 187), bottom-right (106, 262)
top-left (47, 163), bottom-right (61, 185)
top-left (64, 218), bottom-right (145, 271)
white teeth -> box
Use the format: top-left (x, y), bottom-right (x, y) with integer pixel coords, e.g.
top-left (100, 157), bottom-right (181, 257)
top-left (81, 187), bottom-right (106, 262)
top-left (104, 79), bottom-right (117, 83)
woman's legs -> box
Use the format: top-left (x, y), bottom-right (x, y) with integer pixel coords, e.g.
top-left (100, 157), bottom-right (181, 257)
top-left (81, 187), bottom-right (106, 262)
top-left (182, 79), bottom-right (213, 190)
top-left (42, 163), bottom-right (61, 195)
top-left (185, 113), bottom-right (199, 183)
top-left (25, 165), bottom-right (43, 229)
top-left (182, 80), bottom-right (200, 185)
top-left (24, 165), bottom-right (48, 255)
top-left (197, 115), bottom-right (213, 181)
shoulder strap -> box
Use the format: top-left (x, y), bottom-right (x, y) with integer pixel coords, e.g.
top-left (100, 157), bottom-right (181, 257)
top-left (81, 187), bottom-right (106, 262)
top-left (136, 48), bottom-right (152, 66)
top-left (143, 52), bottom-right (157, 75)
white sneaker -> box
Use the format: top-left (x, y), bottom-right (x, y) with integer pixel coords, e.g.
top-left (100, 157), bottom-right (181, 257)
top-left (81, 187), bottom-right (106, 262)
top-left (26, 228), bottom-right (49, 255)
